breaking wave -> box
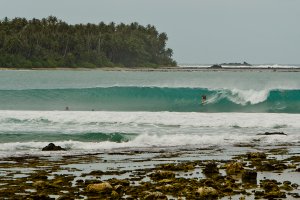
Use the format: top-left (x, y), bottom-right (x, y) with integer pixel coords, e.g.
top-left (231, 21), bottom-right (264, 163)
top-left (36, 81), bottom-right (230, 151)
top-left (0, 87), bottom-right (299, 113)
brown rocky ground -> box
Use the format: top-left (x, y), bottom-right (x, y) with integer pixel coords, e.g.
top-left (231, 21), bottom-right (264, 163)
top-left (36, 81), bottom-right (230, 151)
top-left (0, 147), bottom-right (299, 199)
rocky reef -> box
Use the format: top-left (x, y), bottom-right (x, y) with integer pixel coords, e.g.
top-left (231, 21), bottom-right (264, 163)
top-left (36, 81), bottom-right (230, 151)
top-left (0, 147), bottom-right (299, 199)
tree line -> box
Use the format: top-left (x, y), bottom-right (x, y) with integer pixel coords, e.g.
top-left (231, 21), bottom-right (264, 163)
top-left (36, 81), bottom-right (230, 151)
top-left (0, 16), bottom-right (176, 68)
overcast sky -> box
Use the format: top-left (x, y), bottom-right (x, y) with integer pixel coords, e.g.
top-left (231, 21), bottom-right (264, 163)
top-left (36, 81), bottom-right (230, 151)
top-left (1, 0), bottom-right (299, 64)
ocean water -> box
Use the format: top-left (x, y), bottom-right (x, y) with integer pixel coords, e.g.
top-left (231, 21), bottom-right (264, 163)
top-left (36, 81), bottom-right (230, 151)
top-left (0, 70), bottom-right (299, 157)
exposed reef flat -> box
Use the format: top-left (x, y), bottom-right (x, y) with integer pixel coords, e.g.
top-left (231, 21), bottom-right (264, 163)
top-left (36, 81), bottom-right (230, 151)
top-left (0, 145), bottom-right (299, 199)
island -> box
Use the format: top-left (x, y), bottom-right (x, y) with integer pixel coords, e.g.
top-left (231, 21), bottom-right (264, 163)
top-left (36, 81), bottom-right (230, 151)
top-left (0, 16), bottom-right (176, 68)
top-left (221, 61), bottom-right (252, 66)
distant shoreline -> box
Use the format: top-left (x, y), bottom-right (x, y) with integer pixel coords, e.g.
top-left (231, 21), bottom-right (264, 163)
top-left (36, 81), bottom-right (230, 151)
top-left (0, 67), bottom-right (300, 72)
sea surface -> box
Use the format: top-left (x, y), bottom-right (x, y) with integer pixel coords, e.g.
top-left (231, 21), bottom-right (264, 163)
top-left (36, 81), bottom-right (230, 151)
top-left (0, 69), bottom-right (299, 157)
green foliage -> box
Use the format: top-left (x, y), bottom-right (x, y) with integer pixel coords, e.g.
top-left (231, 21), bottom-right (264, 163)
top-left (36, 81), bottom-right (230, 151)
top-left (0, 16), bottom-right (177, 68)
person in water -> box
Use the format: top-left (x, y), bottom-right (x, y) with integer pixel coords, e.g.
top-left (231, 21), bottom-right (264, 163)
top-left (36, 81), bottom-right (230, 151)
top-left (201, 95), bottom-right (207, 104)
top-left (65, 106), bottom-right (69, 111)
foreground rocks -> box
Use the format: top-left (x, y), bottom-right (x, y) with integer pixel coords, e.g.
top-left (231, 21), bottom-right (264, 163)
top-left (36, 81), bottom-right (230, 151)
top-left (42, 143), bottom-right (66, 151)
top-left (0, 148), bottom-right (299, 199)
top-left (86, 182), bottom-right (113, 193)
top-left (257, 131), bottom-right (287, 135)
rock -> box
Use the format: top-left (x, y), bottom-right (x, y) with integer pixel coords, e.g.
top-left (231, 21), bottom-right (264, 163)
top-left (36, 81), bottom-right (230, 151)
top-left (114, 184), bottom-right (124, 194)
top-left (260, 179), bottom-right (280, 193)
top-left (283, 181), bottom-right (291, 185)
top-left (260, 179), bottom-right (287, 198)
top-left (280, 183), bottom-right (293, 191)
top-left (158, 179), bottom-right (174, 184)
top-left (243, 61), bottom-right (251, 66)
top-left (31, 194), bottom-right (53, 200)
top-left (247, 152), bottom-right (266, 159)
top-left (86, 182), bottom-right (113, 193)
top-left (57, 195), bottom-right (72, 200)
top-left (109, 178), bottom-right (130, 187)
top-left (159, 163), bottom-right (194, 171)
top-left (150, 171), bottom-right (175, 181)
top-left (42, 143), bottom-right (66, 151)
top-left (242, 169), bottom-right (257, 184)
top-left (33, 180), bottom-right (46, 188)
top-left (290, 192), bottom-right (300, 198)
top-left (210, 64), bottom-right (222, 69)
top-left (196, 186), bottom-right (218, 199)
top-left (226, 162), bottom-right (244, 175)
top-left (88, 170), bottom-right (104, 176)
top-left (203, 162), bottom-right (219, 174)
top-left (264, 190), bottom-right (286, 199)
top-left (111, 190), bottom-right (119, 199)
top-left (254, 190), bottom-right (265, 197)
top-left (291, 183), bottom-right (299, 189)
top-left (256, 162), bottom-right (275, 171)
top-left (257, 132), bottom-right (287, 135)
top-left (143, 191), bottom-right (167, 200)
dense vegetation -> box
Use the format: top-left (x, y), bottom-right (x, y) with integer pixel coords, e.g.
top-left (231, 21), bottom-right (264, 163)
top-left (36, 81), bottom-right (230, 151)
top-left (0, 16), bottom-right (176, 68)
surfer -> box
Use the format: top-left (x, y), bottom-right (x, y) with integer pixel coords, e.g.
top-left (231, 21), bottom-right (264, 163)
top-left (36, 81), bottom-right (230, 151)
top-left (65, 106), bottom-right (69, 111)
top-left (201, 95), bottom-right (207, 104)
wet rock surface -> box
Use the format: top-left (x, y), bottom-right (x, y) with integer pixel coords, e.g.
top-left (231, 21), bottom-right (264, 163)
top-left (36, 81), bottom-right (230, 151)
top-left (257, 131), bottom-right (287, 135)
top-left (42, 143), bottom-right (66, 151)
top-left (0, 147), bottom-right (299, 199)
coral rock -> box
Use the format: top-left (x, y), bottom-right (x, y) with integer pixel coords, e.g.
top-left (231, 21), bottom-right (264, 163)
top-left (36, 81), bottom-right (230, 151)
top-left (203, 162), bottom-right (219, 174)
top-left (196, 186), bottom-right (218, 199)
top-left (86, 182), bottom-right (113, 193)
top-left (226, 162), bottom-right (244, 175)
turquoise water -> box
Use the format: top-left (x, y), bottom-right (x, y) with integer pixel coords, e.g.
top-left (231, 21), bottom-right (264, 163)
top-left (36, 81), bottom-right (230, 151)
top-left (0, 87), bottom-right (299, 112)
top-left (0, 70), bottom-right (299, 156)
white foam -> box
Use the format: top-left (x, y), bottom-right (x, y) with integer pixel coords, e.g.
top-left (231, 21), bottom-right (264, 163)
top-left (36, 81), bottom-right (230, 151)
top-left (0, 133), bottom-right (299, 154)
top-left (0, 111), bottom-right (299, 156)
top-left (1, 110), bottom-right (300, 127)
top-left (225, 89), bottom-right (269, 105)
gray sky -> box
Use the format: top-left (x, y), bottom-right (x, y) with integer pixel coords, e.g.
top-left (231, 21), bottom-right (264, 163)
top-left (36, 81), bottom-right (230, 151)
top-left (1, 0), bottom-right (300, 64)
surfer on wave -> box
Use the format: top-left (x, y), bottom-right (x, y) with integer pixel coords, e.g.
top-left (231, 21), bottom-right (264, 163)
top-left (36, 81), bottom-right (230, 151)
top-left (201, 95), bottom-right (207, 105)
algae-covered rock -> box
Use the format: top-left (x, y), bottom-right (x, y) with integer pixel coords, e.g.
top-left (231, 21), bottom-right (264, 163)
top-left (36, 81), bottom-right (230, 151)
top-left (226, 162), bottom-right (244, 175)
top-left (86, 182), bottom-right (113, 193)
top-left (203, 162), bottom-right (219, 174)
top-left (280, 183), bottom-right (293, 191)
top-left (111, 190), bottom-right (120, 199)
top-left (150, 171), bottom-right (175, 181)
top-left (196, 186), bottom-right (218, 199)
top-left (159, 163), bottom-right (195, 171)
top-left (264, 190), bottom-right (286, 199)
top-left (247, 152), bottom-right (266, 159)
top-left (143, 191), bottom-right (167, 200)
top-left (31, 194), bottom-right (53, 200)
top-left (33, 180), bottom-right (46, 188)
top-left (291, 183), bottom-right (299, 189)
top-left (261, 179), bottom-right (279, 193)
top-left (241, 169), bottom-right (257, 184)
top-left (109, 178), bottom-right (130, 187)
top-left (158, 179), bottom-right (174, 184)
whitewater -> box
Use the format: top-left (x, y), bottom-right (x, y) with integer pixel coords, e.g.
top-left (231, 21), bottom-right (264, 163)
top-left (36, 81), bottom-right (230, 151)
top-left (0, 70), bottom-right (299, 157)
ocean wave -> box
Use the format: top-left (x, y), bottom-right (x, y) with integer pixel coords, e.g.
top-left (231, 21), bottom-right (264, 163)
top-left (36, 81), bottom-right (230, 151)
top-left (0, 87), bottom-right (299, 112)
top-left (0, 111), bottom-right (299, 154)
top-left (0, 111), bottom-right (299, 134)
top-left (0, 133), bottom-right (299, 153)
